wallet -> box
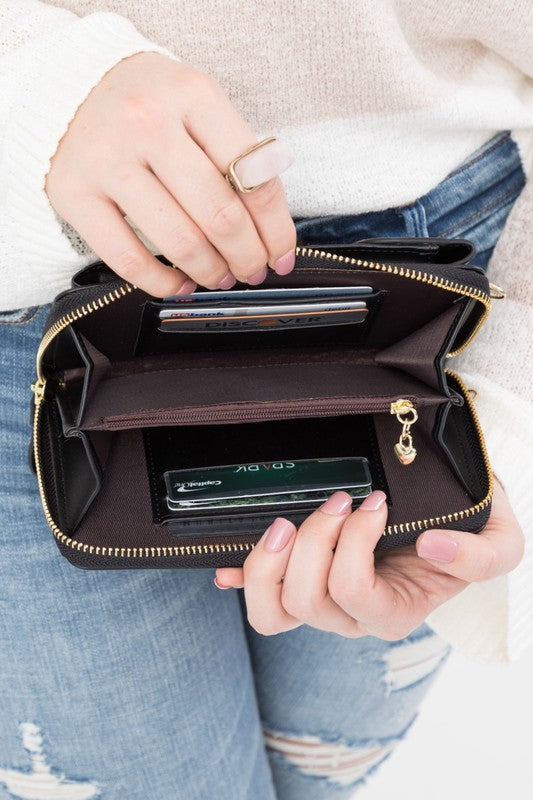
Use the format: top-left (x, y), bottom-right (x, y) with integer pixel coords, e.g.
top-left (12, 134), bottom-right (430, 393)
top-left (30, 237), bottom-right (495, 570)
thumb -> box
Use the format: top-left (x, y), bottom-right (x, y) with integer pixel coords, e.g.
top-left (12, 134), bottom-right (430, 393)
top-left (415, 481), bottom-right (524, 582)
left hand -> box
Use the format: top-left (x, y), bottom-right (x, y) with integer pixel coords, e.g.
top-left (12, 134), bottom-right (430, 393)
top-left (214, 479), bottom-right (524, 639)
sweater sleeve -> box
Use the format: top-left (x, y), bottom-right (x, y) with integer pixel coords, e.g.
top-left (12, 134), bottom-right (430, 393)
top-left (423, 177), bottom-right (533, 664)
top-left (0, 1), bottom-right (178, 310)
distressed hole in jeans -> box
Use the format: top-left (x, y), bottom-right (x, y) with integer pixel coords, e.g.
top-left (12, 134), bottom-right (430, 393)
top-left (382, 633), bottom-right (451, 694)
top-left (263, 729), bottom-right (396, 788)
top-left (0, 723), bottom-right (101, 799)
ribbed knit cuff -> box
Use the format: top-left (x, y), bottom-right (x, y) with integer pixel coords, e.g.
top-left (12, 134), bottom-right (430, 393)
top-left (2, 12), bottom-right (177, 307)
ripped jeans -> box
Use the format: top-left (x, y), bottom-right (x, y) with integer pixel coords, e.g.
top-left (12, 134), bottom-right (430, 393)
top-left (0, 131), bottom-right (525, 799)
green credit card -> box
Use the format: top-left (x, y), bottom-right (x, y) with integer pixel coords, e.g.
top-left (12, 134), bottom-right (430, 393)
top-left (164, 457), bottom-right (372, 510)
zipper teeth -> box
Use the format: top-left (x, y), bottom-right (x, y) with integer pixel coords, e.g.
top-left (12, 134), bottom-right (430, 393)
top-left (382, 368), bottom-right (493, 537)
top-left (32, 399), bottom-right (256, 558)
top-left (104, 398), bottom-right (404, 430)
top-left (36, 283), bottom-right (135, 382)
top-left (32, 371), bottom-right (492, 556)
top-left (296, 246), bottom-right (491, 357)
top-left (32, 251), bottom-right (493, 559)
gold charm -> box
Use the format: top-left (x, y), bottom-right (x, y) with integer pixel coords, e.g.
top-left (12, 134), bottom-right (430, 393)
top-left (390, 399), bottom-right (418, 465)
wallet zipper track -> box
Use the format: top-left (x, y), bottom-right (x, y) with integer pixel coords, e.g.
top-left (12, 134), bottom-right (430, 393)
top-left (30, 250), bottom-right (493, 561)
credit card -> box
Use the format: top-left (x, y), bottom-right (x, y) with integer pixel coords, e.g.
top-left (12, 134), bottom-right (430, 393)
top-left (167, 484), bottom-right (371, 512)
top-left (159, 302), bottom-right (368, 332)
top-left (162, 285), bottom-right (374, 305)
top-left (164, 457), bottom-right (372, 507)
top-left (159, 309), bottom-right (368, 332)
top-left (159, 300), bottom-right (367, 319)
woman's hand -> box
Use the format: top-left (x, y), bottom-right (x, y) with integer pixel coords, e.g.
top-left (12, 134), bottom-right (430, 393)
top-left (45, 52), bottom-right (296, 298)
top-left (214, 480), bottom-right (524, 639)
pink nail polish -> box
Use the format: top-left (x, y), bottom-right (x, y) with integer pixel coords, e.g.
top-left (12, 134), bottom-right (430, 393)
top-left (247, 266), bottom-right (268, 285)
top-left (358, 490), bottom-right (387, 511)
top-left (263, 517), bottom-right (294, 552)
top-left (319, 491), bottom-right (353, 516)
top-left (168, 279), bottom-right (197, 298)
top-left (273, 250), bottom-right (295, 275)
top-left (418, 531), bottom-right (458, 563)
top-left (214, 576), bottom-right (231, 589)
top-left (218, 273), bottom-right (237, 290)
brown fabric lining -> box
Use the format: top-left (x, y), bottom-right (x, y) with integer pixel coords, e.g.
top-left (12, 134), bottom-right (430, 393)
top-left (79, 363), bottom-right (446, 431)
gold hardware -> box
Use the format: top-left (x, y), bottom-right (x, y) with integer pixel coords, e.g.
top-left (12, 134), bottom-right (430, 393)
top-left (31, 379), bottom-right (46, 404)
top-left (225, 136), bottom-right (278, 193)
top-left (30, 250), bottom-right (494, 558)
top-left (296, 246), bottom-right (491, 357)
top-left (391, 399), bottom-right (418, 464)
top-left (489, 283), bottom-right (506, 299)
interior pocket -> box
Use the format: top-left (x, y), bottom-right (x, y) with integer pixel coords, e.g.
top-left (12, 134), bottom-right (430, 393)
top-left (143, 413), bottom-right (389, 526)
top-left (134, 290), bottom-right (386, 356)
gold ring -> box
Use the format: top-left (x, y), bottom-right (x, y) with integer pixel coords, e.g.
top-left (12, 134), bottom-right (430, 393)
top-left (224, 136), bottom-right (278, 193)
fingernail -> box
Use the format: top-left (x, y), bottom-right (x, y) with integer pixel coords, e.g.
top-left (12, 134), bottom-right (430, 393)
top-left (273, 249), bottom-right (295, 275)
top-left (247, 266), bottom-right (268, 285)
top-left (218, 273), bottom-right (237, 290)
top-left (320, 490), bottom-right (353, 516)
top-left (358, 490), bottom-right (387, 511)
top-left (418, 530), bottom-right (458, 563)
top-left (165, 279), bottom-right (197, 299)
top-left (263, 517), bottom-right (294, 552)
top-left (214, 576), bottom-right (231, 589)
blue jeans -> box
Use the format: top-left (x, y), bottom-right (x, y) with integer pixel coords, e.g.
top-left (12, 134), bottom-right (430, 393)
top-left (0, 131), bottom-right (524, 799)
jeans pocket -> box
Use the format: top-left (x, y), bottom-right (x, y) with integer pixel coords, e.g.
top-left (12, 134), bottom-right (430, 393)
top-left (424, 132), bottom-right (526, 269)
top-left (0, 307), bottom-right (41, 325)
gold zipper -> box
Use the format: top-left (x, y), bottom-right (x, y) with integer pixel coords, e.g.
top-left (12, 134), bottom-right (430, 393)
top-left (297, 246), bottom-right (491, 357)
top-left (31, 250), bottom-right (493, 559)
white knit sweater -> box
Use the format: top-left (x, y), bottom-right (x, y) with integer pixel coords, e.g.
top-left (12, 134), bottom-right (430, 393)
top-left (1, 0), bottom-right (532, 662)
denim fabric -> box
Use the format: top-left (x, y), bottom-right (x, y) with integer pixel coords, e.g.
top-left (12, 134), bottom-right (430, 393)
top-left (0, 131), bottom-right (524, 799)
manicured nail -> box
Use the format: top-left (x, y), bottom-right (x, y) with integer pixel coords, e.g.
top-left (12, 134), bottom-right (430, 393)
top-left (214, 576), bottom-right (231, 589)
top-left (273, 250), bottom-right (295, 275)
top-left (418, 531), bottom-right (458, 563)
top-left (218, 273), bottom-right (237, 290)
top-left (358, 490), bottom-right (387, 511)
top-left (320, 490), bottom-right (353, 516)
top-left (263, 517), bottom-right (294, 552)
top-left (247, 266), bottom-right (268, 285)
top-left (165, 279), bottom-right (197, 299)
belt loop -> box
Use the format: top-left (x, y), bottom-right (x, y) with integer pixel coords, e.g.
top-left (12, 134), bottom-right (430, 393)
top-left (401, 200), bottom-right (428, 238)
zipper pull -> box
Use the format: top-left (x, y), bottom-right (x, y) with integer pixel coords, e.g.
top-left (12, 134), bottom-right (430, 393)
top-left (31, 378), bottom-right (47, 406)
top-left (390, 399), bottom-right (418, 465)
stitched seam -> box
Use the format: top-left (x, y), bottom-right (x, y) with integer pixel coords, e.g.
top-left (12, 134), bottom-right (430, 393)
top-left (444, 132), bottom-right (511, 180)
top-left (437, 182), bottom-right (524, 237)
top-left (0, 306), bottom-right (41, 325)
top-left (101, 394), bottom-right (431, 421)
top-left (107, 357), bottom-right (381, 377)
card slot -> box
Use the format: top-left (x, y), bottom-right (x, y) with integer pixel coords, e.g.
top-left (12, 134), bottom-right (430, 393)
top-left (134, 290), bottom-right (386, 357)
top-left (143, 414), bottom-right (389, 526)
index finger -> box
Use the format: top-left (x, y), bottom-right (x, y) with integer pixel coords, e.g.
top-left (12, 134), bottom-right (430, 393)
top-left (184, 79), bottom-right (297, 273)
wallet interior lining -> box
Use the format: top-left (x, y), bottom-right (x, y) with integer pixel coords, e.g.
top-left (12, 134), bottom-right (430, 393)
top-left (47, 261), bottom-right (486, 543)
top-left (67, 403), bottom-right (475, 551)
top-left (78, 361), bottom-right (447, 431)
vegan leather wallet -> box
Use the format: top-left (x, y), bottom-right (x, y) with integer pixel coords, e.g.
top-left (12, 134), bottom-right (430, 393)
top-left (29, 237), bottom-right (495, 569)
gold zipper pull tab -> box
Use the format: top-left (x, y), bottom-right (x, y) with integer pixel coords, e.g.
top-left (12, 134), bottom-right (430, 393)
top-left (391, 399), bottom-right (418, 465)
top-left (31, 378), bottom-right (47, 406)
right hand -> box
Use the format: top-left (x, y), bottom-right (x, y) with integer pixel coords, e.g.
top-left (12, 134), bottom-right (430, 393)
top-left (45, 52), bottom-right (297, 297)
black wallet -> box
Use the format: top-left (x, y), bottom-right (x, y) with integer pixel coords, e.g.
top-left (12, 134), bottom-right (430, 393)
top-left (30, 237), bottom-right (495, 569)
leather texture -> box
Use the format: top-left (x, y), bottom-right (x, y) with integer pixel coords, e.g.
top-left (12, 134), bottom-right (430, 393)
top-left (32, 237), bottom-right (493, 568)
